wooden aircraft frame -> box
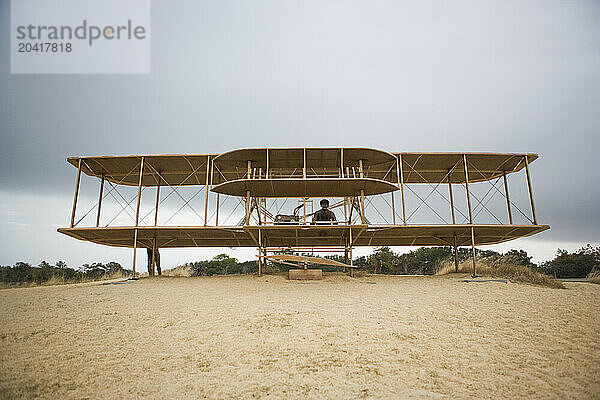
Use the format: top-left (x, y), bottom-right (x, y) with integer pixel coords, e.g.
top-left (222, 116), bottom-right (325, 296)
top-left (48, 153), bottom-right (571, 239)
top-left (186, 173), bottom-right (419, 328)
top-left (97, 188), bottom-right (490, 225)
top-left (58, 148), bottom-right (549, 278)
top-left (259, 254), bottom-right (358, 269)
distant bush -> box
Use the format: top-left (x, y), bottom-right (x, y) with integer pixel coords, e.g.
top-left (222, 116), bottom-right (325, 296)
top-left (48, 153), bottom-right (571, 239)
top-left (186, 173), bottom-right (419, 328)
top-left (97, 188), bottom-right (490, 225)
top-left (0, 261), bottom-right (131, 287)
top-left (353, 246), bottom-right (448, 275)
top-left (353, 246), bottom-right (505, 275)
top-left (538, 245), bottom-right (600, 278)
top-left (188, 254), bottom-right (258, 276)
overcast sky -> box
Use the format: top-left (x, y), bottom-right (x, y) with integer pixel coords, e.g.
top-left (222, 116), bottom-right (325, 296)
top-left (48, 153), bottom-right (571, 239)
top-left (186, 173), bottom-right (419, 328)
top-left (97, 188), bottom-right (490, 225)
top-left (1, 0), bottom-right (599, 269)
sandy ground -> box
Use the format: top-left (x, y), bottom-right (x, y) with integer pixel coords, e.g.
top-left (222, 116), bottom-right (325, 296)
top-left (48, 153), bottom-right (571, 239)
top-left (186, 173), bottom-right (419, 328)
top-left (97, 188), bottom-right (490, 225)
top-left (0, 274), bottom-right (598, 399)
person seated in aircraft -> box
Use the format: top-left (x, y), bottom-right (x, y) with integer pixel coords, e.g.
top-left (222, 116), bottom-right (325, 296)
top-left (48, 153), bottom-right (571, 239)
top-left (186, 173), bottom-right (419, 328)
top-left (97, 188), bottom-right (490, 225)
top-left (312, 199), bottom-right (337, 224)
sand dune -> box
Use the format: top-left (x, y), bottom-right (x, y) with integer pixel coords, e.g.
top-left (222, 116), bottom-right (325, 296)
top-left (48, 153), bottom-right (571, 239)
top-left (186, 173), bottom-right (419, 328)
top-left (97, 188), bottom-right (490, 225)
top-left (0, 273), bottom-right (598, 399)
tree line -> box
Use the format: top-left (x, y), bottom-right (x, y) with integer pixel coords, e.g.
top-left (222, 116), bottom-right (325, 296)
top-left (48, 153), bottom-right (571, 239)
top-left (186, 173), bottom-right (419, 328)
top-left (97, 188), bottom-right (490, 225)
top-left (2, 244), bottom-right (598, 286)
top-left (0, 261), bottom-right (132, 286)
top-left (348, 245), bottom-right (598, 278)
top-left (183, 244), bottom-right (599, 279)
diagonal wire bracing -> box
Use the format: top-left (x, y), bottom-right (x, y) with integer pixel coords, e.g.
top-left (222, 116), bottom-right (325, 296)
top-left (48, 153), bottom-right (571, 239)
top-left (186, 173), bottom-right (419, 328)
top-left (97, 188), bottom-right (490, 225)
top-left (73, 160), bottom-right (141, 227)
top-left (138, 162), bottom-right (207, 225)
top-left (403, 159), bottom-right (469, 222)
top-left (466, 160), bottom-right (533, 224)
top-left (379, 193), bottom-right (403, 224)
top-left (381, 162), bottom-right (395, 182)
top-left (402, 161), bottom-right (461, 224)
top-left (162, 186), bottom-right (206, 225)
top-left (461, 182), bottom-right (504, 224)
top-left (207, 194), bottom-right (230, 223)
top-left (222, 197), bottom-right (245, 225)
top-left (364, 195), bottom-right (390, 224)
top-left (104, 182), bottom-right (147, 226)
top-left (470, 177), bottom-right (504, 222)
top-left (405, 184), bottom-right (449, 224)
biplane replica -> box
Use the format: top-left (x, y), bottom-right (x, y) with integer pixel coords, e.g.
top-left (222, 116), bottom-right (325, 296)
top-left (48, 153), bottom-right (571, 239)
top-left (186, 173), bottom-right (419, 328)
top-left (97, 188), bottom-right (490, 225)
top-left (58, 148), bottom-right (549, 278)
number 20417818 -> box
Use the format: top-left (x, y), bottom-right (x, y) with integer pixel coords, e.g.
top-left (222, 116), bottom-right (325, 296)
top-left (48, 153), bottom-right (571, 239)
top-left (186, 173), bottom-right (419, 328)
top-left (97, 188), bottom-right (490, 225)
top-left (18, 42), bottom-right (72, 52)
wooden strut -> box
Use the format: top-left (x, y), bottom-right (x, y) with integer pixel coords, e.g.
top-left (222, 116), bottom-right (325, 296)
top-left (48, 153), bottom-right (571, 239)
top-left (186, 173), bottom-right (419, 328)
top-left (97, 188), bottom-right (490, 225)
top-left (349, 227), bottom-right (354, 277)
top-left (263, 198), bottom-right (267, 224)
top-left (151, 239), bottom-right (157, 276)
top-left (303, 148), bottom-right (307, 179)
top-left (453, 236), bottom-right (459, 273)
top-left (463, 155), bottom-right (476, 277)
top-left (245, 191), bottom-right (251, 225)
top-left (398, 155), bottom-right (406, 224)
top-left (502, 171), bottom-right (513, 224)
top-left (152, 174), bottom-right (161, 276)
top-left (349, 247), bottom-right (354, 277)
top-left (360, 190), bottom-right (366, 224)
top-left (258, 229), bottom-right (262, 277)
top-left (470, 226), bottom-right (477, 278)
top-left (215, 193), bottom-right (220, 226)
top-left (303, 198), bottom-right (307, 224)
top-left (132, 156), bottom-right (145, 278)
top-left (96, 175), bottom-right (104, 227)
top-left (347, 197), bottom-right (354, 224)
top-left (344, 235), bottom-right (349, 269)
top-left (391, 191), bottom-right (396, 225)
top-left (359, 159), bottom-right (366, 224)
top-left (448, 169), bottom-right (456, 224)
top-left (204, 155), bottom-right (210, 226)
top-left (303, 148), bottom-right (307, 224)
top-left (154, 175), bottom-right (161, 226)
top-left (463, 154), bottom-right (473, 224)
top-left (448, 169), bottom-right (458, 272)
top-left (266, 149), bottom-right (269, 179)
top-left (256, 198), bottom-right (262, 226)
top-left (70, 158), bottom-right (83, 228)
top-left (524, 156), bottom-right (537, 224)
top-left (246, 160), bottom-right (251, 225)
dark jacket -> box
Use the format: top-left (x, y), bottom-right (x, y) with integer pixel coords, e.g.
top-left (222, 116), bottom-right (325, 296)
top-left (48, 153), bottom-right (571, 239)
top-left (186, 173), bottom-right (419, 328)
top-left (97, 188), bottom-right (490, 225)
top-left (312, 208), bottom-right (337, 223)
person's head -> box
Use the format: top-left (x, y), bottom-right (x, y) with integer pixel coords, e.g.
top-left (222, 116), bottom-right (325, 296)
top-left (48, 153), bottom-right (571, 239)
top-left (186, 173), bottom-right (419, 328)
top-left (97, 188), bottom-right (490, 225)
top-left (320, 199), bottom-right (330, 209)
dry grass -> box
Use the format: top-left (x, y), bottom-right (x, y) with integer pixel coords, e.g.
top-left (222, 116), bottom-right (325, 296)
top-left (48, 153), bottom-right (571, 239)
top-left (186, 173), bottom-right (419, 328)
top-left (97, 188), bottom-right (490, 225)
top-left (0, 281), bottom-right (38, 289)
top-left (435, 259), bottom-right (458, 276)
top-left (437, 258), bottom-right (565, 289)
top-left (588, 269), bottom-right (600, 285)
top-left (0, 272), bottom-right (129, 290)
top-left (0, 274), bottom-right (598, 399)
top-left (163, 264), bottom-right (193, 277)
